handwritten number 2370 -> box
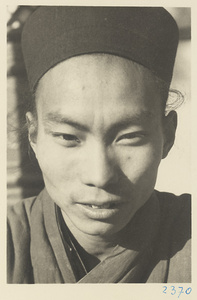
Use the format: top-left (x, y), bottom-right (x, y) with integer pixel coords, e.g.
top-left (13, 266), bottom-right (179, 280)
top-left (163, 286), bottom-right (192, 298)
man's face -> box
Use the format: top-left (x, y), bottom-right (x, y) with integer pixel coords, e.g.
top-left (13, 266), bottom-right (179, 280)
top-left (29, 54), bottom-right (173, 238)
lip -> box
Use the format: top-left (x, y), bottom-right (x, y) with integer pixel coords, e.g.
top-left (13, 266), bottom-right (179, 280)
top-left (77, 201), bottom-right (123, 220)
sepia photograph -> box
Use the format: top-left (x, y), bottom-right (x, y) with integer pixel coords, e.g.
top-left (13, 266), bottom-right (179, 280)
top-left (6, 3), bottom-right (192, 288)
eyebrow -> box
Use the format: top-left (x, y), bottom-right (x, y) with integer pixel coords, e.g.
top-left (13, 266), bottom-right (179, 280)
top-left (43, 110), bottom-right (155, 132)
top-left (44, 112), bottom-right (89, 131)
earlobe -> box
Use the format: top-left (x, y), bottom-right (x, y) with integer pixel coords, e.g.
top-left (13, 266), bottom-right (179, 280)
top-left (162, 110), bottom-right (177, 159)
top-left (26, 112), bottom-right (37, 155)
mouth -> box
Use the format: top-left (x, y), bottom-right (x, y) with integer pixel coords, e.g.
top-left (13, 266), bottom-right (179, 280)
top-left (77, 201), bottom-right (123, 220)
top-left (84, 203), bottom-right (117, 209)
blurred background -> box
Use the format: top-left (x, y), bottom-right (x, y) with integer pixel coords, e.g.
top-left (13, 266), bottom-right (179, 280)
top-left (7, 6), bottom-right (191, 205)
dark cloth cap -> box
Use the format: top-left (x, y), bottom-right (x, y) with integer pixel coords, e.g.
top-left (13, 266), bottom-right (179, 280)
top-left (22, 6), bottom-right (179, 92)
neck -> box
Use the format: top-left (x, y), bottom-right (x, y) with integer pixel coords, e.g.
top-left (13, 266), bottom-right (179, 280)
top-left (61, 211), bottom-right (121, 260)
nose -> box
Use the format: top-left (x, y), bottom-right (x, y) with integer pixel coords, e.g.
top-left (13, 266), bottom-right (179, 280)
top-left (81, 144), bottom-right (119, 188)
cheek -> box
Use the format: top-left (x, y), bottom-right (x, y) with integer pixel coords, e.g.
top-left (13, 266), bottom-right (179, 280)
top-left (117, 142), bottom-right (163, 183)
top-left (39, 153), bottom-right (75, 183)
top-left (35, 136), bottom-right (76, 184)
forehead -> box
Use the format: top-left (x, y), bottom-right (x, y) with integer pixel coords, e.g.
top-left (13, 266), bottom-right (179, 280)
top-left (37, 53), bottom-right (158, 91)
top-left (35, 54), bottom-right (162, 121)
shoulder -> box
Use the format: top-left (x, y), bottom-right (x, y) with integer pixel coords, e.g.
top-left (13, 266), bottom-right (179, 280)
top-left (155, 190), bottom-right (191, 222)
top-left (7, 196), bottom-right (37, 229)
top-left (155, 190), bottom-right (191, 242)
top-left (7, 196), bottom-right (37, 283)
top-left (155, 191), bottom-right (191, 282)
top-left (155, 190), bottom-right (191, 206)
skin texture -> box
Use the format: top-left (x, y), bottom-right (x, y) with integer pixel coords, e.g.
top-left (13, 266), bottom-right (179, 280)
top-left (27, 54), bottom-right (177, 258)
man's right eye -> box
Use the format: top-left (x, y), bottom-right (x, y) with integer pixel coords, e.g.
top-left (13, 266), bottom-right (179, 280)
top-left (52, 133), bottom-right (80, 147)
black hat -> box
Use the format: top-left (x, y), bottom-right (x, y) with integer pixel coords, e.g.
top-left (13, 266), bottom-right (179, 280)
top-left (22, 6), bottom-right (179, 92)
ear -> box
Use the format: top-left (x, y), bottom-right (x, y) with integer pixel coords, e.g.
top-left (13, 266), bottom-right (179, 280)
top-left (26, 112), bottom-right (38, 155)
top-left (162, 110), bottom-right (177, 159)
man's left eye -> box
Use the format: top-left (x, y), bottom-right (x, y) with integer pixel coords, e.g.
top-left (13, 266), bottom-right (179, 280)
top-left (116, 132), bottom-right (147, 144)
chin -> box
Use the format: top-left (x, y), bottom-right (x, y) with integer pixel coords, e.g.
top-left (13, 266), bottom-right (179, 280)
top-left (77, 220), bottom-right (124, 237)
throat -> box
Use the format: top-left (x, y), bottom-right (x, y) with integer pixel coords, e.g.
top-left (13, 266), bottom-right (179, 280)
top-left (60, 209), bottom-right (118, 260)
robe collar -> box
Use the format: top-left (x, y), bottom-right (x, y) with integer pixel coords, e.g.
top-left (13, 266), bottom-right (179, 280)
top-left (31, 188), bottom-right (161, 283)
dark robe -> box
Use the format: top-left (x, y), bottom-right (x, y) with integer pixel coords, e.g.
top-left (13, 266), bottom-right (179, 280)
top-left (7, 189), bottom-right (191, 283)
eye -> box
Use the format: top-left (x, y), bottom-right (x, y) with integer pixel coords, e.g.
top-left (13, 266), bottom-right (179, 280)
top-left (116, 132), bottom-right (147, 145)
top-left (52, 133), bottom-right (81, 147)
